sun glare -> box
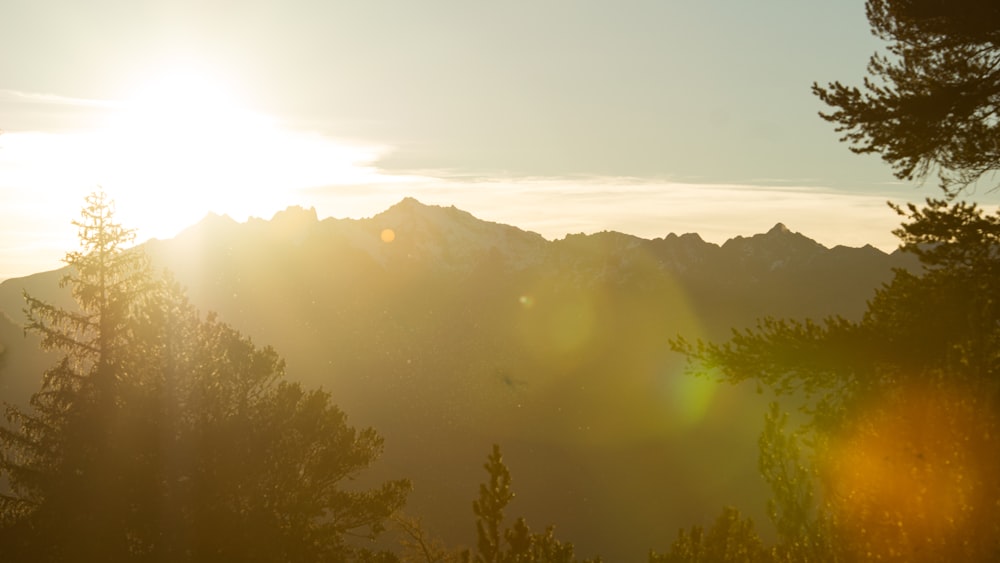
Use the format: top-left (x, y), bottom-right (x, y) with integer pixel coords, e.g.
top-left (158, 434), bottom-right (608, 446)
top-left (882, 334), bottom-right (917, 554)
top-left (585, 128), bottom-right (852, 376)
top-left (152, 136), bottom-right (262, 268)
top-left (127, 68), bottom-right (237, 112)
top-left (83, 66), bottom-right (407, 244)
top-left (91, 66), bottom-right (365, 241)
top-left (95, 69), bottom-right (276, 235)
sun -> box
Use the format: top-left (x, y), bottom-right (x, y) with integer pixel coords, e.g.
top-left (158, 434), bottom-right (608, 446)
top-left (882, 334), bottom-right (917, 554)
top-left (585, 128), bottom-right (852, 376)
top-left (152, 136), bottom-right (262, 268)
top-left (127, 68), bottom-right (237, 111)
top-left (86, 64), bottom-right (402, 245)
top-left (95, 67), bottom-right (286, 239)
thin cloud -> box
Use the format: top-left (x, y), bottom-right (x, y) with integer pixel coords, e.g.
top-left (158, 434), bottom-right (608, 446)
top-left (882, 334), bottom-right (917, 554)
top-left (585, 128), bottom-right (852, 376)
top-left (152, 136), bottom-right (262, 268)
top-left (0, 89), bottom-right (118, 109)
top-left (0, 91), bottom-right (925, 281)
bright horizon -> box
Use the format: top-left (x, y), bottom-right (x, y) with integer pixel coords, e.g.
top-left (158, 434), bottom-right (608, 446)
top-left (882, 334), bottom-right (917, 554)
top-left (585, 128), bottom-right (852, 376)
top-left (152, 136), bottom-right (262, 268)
top-left (3, 1), bottom-right (996, 280)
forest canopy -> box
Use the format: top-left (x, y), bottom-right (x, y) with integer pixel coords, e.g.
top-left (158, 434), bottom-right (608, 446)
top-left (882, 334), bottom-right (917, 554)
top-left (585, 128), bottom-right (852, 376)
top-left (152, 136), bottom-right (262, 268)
top-left (0, 192), bottom-right (410, 562)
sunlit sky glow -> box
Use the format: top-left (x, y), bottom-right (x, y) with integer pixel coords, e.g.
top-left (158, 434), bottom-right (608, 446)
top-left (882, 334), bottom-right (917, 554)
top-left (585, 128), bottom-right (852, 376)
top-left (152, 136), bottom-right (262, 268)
top-left (3, 1), bottom-right (998, 280)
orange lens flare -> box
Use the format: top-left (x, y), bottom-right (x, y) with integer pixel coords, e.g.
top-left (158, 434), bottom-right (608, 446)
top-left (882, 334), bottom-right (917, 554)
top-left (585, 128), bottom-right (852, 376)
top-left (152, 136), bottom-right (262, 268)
top-left (820, 382), bottom-right (1000, 561)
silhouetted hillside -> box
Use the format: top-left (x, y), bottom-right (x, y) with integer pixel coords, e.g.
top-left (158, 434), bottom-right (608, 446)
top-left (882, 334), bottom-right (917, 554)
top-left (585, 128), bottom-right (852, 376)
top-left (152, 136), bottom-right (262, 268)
top-left (0, 199), bottom-right (917, 561)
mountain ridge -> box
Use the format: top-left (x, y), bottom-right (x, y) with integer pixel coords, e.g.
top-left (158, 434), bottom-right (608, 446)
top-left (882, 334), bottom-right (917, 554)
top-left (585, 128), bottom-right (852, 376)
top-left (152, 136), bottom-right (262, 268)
top-left (0, 197), bottom-right (918, 562)
top-left (169, 198), bottom-right (899, 257)
top-left (149, 198), bottom-right (906, 285)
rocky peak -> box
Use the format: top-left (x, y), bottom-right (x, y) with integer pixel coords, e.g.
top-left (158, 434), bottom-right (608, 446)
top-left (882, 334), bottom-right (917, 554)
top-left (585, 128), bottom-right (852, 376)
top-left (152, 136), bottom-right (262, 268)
top-left (370, 197), bottom-right (546, 271)
top-left (767, 222), bottom-right (791, 235)
top-left (271, 205), bottom-right (318, 225)
top-left (268, 206), bottom-right (318, 243)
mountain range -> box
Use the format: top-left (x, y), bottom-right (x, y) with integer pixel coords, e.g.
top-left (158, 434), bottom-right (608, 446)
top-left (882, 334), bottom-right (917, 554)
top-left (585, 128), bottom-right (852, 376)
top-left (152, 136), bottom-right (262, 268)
top-left (0, 198), bottom-right (917, 561)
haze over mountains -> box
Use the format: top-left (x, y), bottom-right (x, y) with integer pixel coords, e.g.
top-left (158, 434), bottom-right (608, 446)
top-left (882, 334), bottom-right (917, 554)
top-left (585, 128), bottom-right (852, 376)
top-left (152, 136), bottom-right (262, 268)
top-left (0, 199), bottom-right (916, 561)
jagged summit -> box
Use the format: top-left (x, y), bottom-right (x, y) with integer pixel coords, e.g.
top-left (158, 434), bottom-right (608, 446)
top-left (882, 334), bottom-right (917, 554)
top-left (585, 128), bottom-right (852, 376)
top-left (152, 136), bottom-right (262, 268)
top-left (94, 198), bottom-right (916, 288)
top-left (267, 206), bottom-right (318, 242)
top-left (381, 196), bottom-right (451, 214)
top-left (389, 196), bottom-right (428, 209)
top-left (270, 205), bottom-right (318, 224)
top-left (157, 200), bottom-right (900, 278)
top-left (369, 197), bottom-right (547, 270)
top-left (172, 211), bottom-right (238, 240)
top-left (198, 211), bottom-right (238, 227)
top-left (376, 197), bottom-right (474, 226)
top-left (661, 232), bottom-right (710, 245)
top-left (177, 201), bottom-right (877, 263)
top-left (767, 222), bottom-right (791, 235)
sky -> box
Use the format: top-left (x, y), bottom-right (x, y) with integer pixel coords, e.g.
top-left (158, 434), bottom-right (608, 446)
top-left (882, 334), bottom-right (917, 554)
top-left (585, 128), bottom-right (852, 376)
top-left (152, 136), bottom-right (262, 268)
top-left (1, 0), bottom-right (993, 280)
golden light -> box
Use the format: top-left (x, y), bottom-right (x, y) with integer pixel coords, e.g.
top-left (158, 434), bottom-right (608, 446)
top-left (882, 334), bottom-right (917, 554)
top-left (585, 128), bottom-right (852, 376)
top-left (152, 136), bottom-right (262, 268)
top-left (99, 69), bottom-right (275, 230)
top-left (80, 65), bottom-right (397, 243)
top-left (820, 382), bottom-right (1000, 561)
top-left (380, 228), bottom-right (396, 243)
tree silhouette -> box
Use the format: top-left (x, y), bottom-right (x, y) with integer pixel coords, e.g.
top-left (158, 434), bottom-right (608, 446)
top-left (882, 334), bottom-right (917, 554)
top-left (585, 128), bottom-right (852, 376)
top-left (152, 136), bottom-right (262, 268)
top-left (672, 201), bottom-right (1000, 560)
top-left (462, 445), bottom-right (598, 563)
top-left (672, 201), bottom-right (1000, 422)
top-left (0, 191), bottom-right (409, 562)
top-left (469, 444), bottom-right (514, 563)
top-left (392, 513), bottom-right (463, 563)
top-left (813, 0), bottom-right (1000, 194)
top-left (650, 506), bottom-right (770, 563)
top-left (0, 191), bottom-right (156, 559)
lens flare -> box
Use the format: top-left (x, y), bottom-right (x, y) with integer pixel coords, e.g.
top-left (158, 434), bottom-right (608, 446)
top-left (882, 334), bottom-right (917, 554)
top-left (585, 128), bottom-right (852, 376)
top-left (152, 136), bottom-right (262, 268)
top-left (820, 382), bottom-right (1000, 561)
top-left (512, 244), bottom-right (718, 448)
top-left (663, 370), bottom-right (718, 427)
top-left (548, 300), bottom-right (597, 354)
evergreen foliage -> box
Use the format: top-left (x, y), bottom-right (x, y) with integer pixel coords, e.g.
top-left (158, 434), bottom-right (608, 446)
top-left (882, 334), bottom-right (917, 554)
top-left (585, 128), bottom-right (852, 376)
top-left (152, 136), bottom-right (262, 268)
top-left (0, 191), bottom-right (409, 562)
top-left (462, 445), bottom-right (599, 563)
top-left (649, 506), bottom-right (770, 563)
top-left (813, 0), bottom-right (1000, 194)
top-left (471, 444), bottom-right (513, 563)
top-left (672, 200), bottom-right (1000, 560)
top-left (673, 199), bottom-right (1000, 414)
top-left (756, 404), bottom-right (833, 563)
top-left (392, 513), bottom-right (464, 563)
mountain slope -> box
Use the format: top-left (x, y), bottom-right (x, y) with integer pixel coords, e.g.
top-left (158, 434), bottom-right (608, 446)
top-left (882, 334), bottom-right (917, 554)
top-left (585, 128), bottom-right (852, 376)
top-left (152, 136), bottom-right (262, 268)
top-left (0, 199), bottom-right (916, 561)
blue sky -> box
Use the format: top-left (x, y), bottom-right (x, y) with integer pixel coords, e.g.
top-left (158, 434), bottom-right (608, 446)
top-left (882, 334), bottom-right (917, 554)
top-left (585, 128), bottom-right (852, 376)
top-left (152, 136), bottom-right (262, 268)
top-left (0, 0), bottom-right (980, 279)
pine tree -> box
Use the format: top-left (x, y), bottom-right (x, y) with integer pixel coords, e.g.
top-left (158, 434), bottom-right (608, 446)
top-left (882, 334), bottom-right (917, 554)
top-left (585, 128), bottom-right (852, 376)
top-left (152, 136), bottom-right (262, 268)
top-left (650, 506), bottom-right (771, 563)
top-left (0, 190), bottom-right (154, 560)
top-left (463, 445), bottom-right (598, 563)
top-left (812, 0), bottom-right (1000, 194)
top-left (0, 191), bottom-right (411, 561)
top-left (472, 444), bottom-right (513, 563)
top-left (671, 200), bottom-right (1000, 560)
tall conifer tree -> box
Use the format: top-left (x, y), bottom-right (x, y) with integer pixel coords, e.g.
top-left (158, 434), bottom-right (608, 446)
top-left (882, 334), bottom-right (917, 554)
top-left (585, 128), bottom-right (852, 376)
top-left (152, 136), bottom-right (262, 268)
top-left (0, 192), bottom-right (410, 562)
